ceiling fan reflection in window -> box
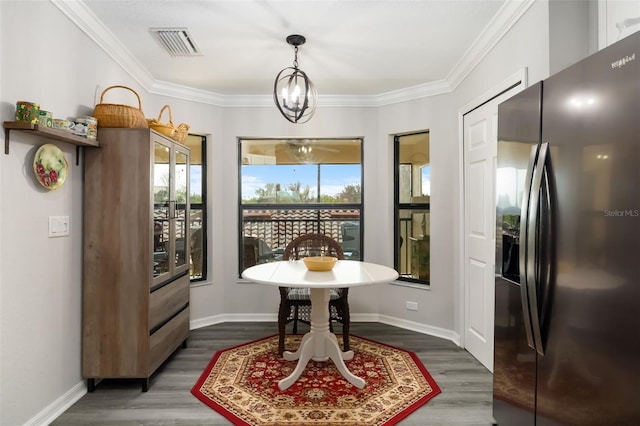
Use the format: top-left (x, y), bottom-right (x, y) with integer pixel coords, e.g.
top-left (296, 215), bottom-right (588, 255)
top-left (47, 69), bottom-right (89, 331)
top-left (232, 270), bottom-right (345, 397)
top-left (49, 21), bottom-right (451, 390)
top-left (282, 139), bottom-right (339, 163)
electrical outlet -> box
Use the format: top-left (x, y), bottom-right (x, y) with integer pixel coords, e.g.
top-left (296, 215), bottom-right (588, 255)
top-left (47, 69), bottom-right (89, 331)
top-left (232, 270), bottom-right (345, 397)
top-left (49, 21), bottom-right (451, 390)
top-left (406, 301), bottom-right (418, 311)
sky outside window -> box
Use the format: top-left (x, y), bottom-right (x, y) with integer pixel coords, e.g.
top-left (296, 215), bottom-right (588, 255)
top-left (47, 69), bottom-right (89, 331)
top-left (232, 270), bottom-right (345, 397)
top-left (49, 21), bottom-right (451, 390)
top-left (242, 164), bottom-right (361, 202)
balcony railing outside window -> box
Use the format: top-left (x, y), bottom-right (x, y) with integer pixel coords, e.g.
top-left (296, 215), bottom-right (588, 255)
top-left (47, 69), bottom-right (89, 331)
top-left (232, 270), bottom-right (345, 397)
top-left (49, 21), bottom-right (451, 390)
top-left (241, 208), bottom-right (361, 271)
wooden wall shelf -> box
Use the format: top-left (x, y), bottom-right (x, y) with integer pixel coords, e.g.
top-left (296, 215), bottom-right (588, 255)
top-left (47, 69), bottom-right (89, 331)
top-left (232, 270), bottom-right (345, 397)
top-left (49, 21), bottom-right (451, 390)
top-left (3, 121), bottom-right (99, 157)
top-left (4, 121), bottom-right (100, 165)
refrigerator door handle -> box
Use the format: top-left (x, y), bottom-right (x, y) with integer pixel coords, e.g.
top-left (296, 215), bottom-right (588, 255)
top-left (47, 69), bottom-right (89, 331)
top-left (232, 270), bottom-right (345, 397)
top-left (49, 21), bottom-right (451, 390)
top-left (518, 143), bottom-right (540, 351)
top-left (527, 142), bottom-right (550, 355)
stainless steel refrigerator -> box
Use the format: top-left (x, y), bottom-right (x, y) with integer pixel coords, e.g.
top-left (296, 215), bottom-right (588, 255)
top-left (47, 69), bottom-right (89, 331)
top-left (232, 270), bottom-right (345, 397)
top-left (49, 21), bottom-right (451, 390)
top-left (493, 31), bottom-right (639, 425)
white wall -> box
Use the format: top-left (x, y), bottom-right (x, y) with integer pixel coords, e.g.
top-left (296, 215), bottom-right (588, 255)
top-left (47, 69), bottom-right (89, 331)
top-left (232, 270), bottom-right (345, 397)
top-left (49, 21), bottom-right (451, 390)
top-left (0, 3), bottom-right (218, 425)
top-left (1, 0), bottom-right (556, 424)
top-left (549, 0), bottom-right (598, 74)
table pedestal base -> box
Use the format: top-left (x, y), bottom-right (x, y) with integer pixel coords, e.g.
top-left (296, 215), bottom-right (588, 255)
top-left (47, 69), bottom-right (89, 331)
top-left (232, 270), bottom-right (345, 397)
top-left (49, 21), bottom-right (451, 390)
top-left (278, 288), bottom-right (365, 391)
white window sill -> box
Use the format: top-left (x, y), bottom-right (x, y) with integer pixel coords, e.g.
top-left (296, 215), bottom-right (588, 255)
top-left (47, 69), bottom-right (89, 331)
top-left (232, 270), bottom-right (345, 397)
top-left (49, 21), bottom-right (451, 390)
top-left (388, 280), bottom-right (431, 290)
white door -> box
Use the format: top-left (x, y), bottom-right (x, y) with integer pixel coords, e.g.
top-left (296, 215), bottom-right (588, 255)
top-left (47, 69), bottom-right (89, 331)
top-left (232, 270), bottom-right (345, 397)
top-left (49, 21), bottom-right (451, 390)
top-left (463, 86), bottom-right (521, 372)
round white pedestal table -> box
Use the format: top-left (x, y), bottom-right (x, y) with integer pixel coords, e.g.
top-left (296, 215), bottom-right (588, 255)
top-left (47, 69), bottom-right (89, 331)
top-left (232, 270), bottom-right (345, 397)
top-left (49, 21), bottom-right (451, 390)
top-left (242, 260), bottom-right (398, 391)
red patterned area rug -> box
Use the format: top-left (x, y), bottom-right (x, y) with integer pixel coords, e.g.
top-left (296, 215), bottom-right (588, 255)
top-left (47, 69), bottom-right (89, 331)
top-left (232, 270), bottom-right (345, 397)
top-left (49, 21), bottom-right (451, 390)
top-left (191, 334), bottom-right (441, 426)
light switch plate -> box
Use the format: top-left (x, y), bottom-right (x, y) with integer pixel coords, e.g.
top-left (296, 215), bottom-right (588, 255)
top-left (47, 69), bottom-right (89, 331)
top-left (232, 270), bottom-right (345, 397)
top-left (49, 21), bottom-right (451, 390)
top-left (49, 216), bottom-right (70, 237)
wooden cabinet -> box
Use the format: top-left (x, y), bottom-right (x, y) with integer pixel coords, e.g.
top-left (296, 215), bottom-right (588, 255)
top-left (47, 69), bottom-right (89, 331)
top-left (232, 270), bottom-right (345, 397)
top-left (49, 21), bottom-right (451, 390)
top-left (82, 128), bottom-right (190, 392)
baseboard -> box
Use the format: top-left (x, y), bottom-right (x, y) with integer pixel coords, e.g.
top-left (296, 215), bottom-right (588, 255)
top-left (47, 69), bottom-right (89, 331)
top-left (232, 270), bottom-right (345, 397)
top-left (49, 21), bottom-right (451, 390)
top-left (190, 312), bottom-right (460, 346)
top-left (190, 312), bottom-right (277, 329)
top-left (377, 314), bottom-right (461, 346)
top-left (24, 381), bottom-right (86, 426)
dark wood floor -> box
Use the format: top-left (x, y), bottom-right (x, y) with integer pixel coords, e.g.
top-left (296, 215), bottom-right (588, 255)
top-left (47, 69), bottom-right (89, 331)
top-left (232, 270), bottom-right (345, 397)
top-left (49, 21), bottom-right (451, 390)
top-left (52, 322), bottom-right (495, 425)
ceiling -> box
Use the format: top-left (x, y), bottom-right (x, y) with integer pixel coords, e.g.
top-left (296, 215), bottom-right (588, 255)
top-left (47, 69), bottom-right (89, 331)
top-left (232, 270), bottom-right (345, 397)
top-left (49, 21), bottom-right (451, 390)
top-left (58, 0), bottom-right (532, 105)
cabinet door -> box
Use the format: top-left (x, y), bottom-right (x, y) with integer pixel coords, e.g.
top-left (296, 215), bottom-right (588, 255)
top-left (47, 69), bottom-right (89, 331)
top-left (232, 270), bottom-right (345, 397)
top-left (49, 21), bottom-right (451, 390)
top-left (153, 138), bottom-right (173, 281)
top-left (173, 144), bottom-right (190, 274)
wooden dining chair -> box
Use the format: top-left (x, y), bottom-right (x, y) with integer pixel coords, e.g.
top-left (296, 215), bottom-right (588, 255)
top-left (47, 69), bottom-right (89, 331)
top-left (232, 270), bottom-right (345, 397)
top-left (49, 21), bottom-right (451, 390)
top-left (278, 233), bottom-right (350, 356)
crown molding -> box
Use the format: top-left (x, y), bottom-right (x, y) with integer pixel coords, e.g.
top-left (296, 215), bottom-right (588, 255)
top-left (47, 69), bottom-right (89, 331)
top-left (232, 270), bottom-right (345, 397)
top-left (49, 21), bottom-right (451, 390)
top-left (372, 79), bottom-right (453, 106)
top-left (52, 0), bottom-right (534, 108)
top-left (446, 0), bottom-right (535, 91)
top-left (51, 0), bottom-right (156, 91)
top-left (149, 80), bottom-right (229, 106)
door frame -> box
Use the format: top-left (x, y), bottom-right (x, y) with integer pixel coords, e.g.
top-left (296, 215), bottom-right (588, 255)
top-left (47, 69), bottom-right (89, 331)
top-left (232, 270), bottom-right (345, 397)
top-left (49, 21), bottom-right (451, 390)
top-left (456, 68), bottom-right (528, 349)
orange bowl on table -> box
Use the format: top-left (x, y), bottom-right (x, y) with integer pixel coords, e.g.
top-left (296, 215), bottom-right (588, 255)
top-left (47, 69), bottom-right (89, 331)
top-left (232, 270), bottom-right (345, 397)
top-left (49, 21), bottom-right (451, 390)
top-left (302, 256), bottom-right (337, 271)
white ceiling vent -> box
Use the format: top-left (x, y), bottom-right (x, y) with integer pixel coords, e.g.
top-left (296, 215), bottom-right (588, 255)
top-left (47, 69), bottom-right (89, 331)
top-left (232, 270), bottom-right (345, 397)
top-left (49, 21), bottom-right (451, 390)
top-left (150, 28), bottom-right (201, 57)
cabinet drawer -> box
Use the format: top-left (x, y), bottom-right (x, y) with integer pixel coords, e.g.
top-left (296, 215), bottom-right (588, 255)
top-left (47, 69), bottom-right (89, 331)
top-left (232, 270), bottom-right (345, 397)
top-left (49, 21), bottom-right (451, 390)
top-left (149, 306), bottom-right (189, 374)
top-left (149, 274), bottom-right (189, 331)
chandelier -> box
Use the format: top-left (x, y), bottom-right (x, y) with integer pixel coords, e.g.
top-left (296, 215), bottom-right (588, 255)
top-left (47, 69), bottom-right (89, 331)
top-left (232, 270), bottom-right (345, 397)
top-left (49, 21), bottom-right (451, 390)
top-left (273, 35), bottom-right (318, 124)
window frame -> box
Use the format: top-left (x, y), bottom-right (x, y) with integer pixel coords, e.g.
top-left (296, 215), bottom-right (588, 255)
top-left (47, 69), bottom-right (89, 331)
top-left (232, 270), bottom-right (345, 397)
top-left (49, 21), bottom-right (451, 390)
top-left (238, 137), bottom-right (364, 277)
top-left (188, 135), bottom-right (207, 283)
top-left (394, 132), bottom-right (430, 285)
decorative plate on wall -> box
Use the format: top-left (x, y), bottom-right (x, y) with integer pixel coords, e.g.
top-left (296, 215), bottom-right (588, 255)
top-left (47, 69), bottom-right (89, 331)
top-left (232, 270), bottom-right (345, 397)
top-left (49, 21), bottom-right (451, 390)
top-left (33, 144), bottom-right (68, 190)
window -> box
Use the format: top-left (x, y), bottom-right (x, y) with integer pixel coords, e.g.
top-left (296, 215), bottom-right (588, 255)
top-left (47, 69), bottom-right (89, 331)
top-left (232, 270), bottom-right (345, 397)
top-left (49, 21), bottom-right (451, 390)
top-left (394, 132), bottom-right (430, 284)
top-left (239, 138), bottom-right (363, 275)
top-left (184, 134), bottom-right (207, 282)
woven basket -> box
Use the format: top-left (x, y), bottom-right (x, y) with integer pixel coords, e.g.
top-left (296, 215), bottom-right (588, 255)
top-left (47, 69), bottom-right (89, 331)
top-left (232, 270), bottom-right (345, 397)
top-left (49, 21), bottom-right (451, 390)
top-left (147, 105), bottom-right (176, 138)
top-left (93, 85), bottom-right (148, 128)
top-left (173, 122), bottom-right (190, 144)
top-left (148, 105), bottom-right (190, 144)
